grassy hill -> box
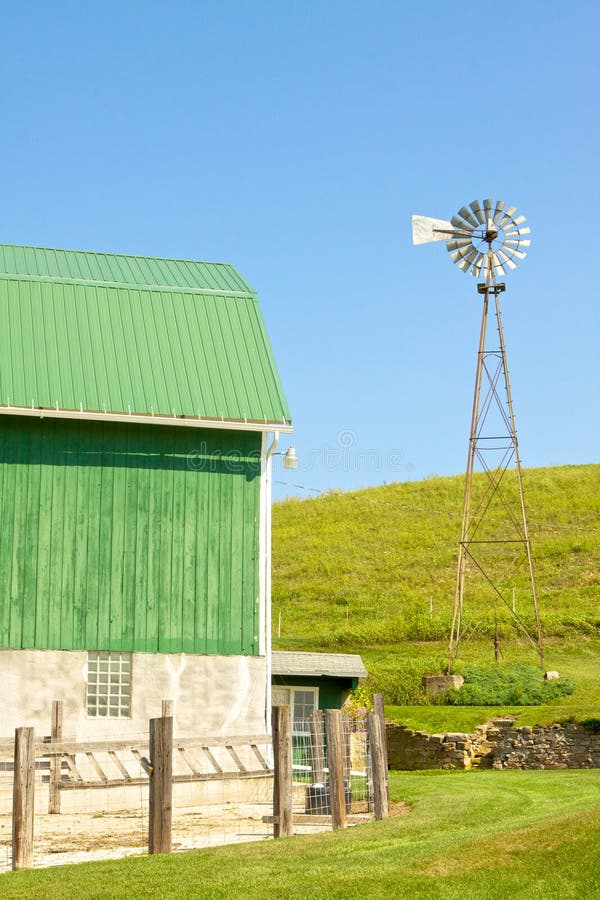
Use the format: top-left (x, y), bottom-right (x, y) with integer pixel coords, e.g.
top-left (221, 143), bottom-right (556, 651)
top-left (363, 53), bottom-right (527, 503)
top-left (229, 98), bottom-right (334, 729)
top-left (272, 464), bottom-right (600, 720)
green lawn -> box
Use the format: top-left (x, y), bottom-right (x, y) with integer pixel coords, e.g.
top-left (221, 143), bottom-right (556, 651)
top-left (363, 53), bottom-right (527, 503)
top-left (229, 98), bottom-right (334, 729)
top-left (2, 770), bottom-right (599, 898)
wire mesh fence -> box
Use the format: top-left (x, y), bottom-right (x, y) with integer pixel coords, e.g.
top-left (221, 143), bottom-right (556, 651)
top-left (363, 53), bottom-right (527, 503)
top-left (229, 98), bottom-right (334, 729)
top-left (0, 730), bottom-right (278, 870)
top-left (0, 731), bottom-right (150, 871)
top-left (289, 710), bottom-right (372, 820)
top-left (168, 733), bottom-right (275, 852)
top-left (0, 700), bottom-right (387, 871)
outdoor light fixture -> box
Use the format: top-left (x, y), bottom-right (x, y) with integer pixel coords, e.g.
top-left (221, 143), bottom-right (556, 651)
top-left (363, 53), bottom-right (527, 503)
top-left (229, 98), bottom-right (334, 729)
top-left (282, 446), bottom-right (298, 470)
top-left (266, 437), bottom-right (298, 473)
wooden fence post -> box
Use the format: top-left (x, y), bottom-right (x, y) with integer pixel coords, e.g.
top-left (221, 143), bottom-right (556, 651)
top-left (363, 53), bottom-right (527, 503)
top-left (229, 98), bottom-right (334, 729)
top-left (272, 705), bottom-right (293, 837)
top-left (367, 711), bottom-right (389, 820)
top-left (48, 700), bottom-right (63, 814)
top-left (325, 709), bottom-right (346, 829)
top-left (148, 715), bottom-right (173, 854)
top-left (12, 726), bottom-right (35, 870)
top-left (161, 699), bottom-right (173, 718)
top-left (309, 709), bottom-right (324, 783)
top-left (373, 693), bottom-right (389, 788)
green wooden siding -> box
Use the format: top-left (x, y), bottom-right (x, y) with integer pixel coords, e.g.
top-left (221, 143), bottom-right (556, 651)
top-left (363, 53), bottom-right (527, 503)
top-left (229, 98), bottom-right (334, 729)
top-left (271, 675), bottom-right (359, 709)
top-left (0, 417), bottom-right (261, 655)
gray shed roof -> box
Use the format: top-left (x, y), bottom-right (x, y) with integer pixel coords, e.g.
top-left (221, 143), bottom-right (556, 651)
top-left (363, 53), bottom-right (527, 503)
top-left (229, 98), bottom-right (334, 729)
top-left (272, 651), bottom-right (367, 679)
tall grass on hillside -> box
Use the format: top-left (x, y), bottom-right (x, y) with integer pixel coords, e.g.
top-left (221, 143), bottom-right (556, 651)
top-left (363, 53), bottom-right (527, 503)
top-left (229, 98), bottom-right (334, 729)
top-left (272, 465), bottom-right (600, 649)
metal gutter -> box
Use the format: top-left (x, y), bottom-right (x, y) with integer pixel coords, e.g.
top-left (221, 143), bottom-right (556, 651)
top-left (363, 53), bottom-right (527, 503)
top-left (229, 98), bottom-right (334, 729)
top-left (0, 405), bottom-right (293, 434)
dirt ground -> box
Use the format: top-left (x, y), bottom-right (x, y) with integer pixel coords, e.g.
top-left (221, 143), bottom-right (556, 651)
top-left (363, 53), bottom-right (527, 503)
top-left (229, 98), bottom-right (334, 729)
top-left (0, 799), bottom-right (356, 871)
top-left (0, 794), bottom-right (408, 871)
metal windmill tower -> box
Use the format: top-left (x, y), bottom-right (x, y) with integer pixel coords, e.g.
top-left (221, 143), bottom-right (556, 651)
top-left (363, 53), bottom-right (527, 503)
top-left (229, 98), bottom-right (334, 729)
top-left (412, 199), bottom-right (545, 671)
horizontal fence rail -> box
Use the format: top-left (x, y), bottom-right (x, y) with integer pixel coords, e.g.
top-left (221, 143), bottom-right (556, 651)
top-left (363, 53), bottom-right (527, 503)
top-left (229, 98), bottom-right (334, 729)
top-left (0, 734), bottom-right (273, 791)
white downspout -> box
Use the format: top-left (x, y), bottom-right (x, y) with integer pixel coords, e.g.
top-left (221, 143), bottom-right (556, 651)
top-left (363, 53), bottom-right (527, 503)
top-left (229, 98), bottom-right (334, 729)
top-left (264, 431), bottom-right (279, 731)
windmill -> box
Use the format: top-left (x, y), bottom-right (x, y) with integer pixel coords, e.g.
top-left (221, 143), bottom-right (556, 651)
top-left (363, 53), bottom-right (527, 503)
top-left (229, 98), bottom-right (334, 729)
top-left (412, 199), bottom-right (545, 671)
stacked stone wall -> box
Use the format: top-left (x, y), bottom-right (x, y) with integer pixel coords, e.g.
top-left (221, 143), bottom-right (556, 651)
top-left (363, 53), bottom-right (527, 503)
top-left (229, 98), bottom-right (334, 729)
top-left (489, 721), bottom-right (600, 769)
top-left (386, 725), bottom-right (478, 770)
top-left (386, 719), bottom-right (600, 771)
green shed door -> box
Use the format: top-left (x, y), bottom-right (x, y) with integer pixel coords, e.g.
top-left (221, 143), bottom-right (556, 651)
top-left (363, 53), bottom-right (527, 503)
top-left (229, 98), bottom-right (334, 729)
top-left (0, 417), bottom-right (261, 655)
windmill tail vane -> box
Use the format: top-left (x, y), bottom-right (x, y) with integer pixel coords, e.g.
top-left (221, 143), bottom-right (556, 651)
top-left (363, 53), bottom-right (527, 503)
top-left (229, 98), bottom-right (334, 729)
top-left (412, 199), bottom-right (545, 672)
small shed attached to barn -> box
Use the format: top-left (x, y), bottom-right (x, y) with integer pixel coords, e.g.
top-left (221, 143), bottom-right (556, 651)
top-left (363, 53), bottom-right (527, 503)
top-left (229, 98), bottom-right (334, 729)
top-left (0, 243), bottom-right (292, 739)
top-left (271, 650), bottom-right (367, 734)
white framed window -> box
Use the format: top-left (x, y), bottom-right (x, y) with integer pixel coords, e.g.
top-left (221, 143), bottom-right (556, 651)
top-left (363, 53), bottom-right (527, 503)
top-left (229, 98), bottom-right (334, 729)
top-left (271, 686), bottom-right (319, 734)
top-left (87, 651), bottom-right (132, 718)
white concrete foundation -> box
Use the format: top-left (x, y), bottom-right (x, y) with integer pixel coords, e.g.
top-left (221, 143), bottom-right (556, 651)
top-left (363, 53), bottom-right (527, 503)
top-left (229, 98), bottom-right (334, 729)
top-left (0, 649), bottom-right (269, 740)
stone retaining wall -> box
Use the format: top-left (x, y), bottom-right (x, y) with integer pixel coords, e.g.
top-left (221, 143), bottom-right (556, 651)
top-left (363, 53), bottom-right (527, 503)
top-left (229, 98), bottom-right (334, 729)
top-left (386, 719), bottom-right (600, 770)
top-left (489, 721), bottom-right (600, 769)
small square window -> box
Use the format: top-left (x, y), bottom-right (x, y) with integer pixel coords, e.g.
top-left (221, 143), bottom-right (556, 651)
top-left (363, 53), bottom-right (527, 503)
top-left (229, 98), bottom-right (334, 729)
top-left (272, 687), bottom-right (318, 735)
top-left (87, 652), bottom-right (132, 718)
top-left (291, 689), bottom-right (318, 734)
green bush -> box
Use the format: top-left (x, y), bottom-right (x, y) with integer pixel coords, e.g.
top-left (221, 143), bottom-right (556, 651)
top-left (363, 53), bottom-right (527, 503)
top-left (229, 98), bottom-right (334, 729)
top-left (365, 656), bottom-right (445, 705)
top-left (554, 715), bottom-right (600, 732)
top-left (446, 664), bottom-right (575, 706)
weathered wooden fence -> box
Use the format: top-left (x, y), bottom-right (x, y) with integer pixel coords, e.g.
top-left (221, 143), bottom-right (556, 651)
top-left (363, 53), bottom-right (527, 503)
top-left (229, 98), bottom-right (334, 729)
top-left (2, 711), bottom-right (274, 869)
top-left (270, 695), bottom-right (389, 834)
top-left (3, 695), bottom-right (388, 870)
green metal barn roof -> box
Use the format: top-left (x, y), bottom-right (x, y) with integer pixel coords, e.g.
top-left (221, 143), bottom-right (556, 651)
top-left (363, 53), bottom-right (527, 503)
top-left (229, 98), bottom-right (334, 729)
top-left (0, 244), bottom-right (292, 431)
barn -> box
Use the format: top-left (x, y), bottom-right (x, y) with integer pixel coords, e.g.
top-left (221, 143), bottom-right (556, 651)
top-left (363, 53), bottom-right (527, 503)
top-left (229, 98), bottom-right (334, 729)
top-left (0, 243), bottom-right (292, 739)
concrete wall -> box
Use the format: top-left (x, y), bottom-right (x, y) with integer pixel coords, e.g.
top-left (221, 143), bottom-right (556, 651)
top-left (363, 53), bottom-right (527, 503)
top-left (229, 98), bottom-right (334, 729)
top-left (0, 649), bottom-right (268, 739)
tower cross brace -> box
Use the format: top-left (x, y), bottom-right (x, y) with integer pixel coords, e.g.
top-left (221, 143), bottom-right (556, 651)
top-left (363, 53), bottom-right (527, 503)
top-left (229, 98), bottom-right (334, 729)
top-left (447, 252), bottom-right (544, 670)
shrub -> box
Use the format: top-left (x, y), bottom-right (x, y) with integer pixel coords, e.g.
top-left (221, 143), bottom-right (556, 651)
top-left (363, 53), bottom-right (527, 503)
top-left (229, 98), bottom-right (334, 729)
top-left (342, 685), bottom-right (372, 730)
top-left (365, 656), bottom-right (446, 705)
top-left (446, 664), bottom-right (576, 706)
top-left (580, 717), bottom-right (600, 733)
top-left (555, 715), bottom-right (600, 732)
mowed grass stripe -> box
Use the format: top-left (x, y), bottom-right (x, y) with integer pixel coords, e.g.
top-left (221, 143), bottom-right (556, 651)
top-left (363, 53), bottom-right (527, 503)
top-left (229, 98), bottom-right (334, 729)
top-left (1, 770), bottom-right (599, 898)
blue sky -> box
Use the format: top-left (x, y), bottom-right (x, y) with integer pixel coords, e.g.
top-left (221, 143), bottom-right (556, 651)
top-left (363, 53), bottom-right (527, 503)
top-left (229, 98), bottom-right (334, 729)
top-left (2, 1), bottom-right (598, 499)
